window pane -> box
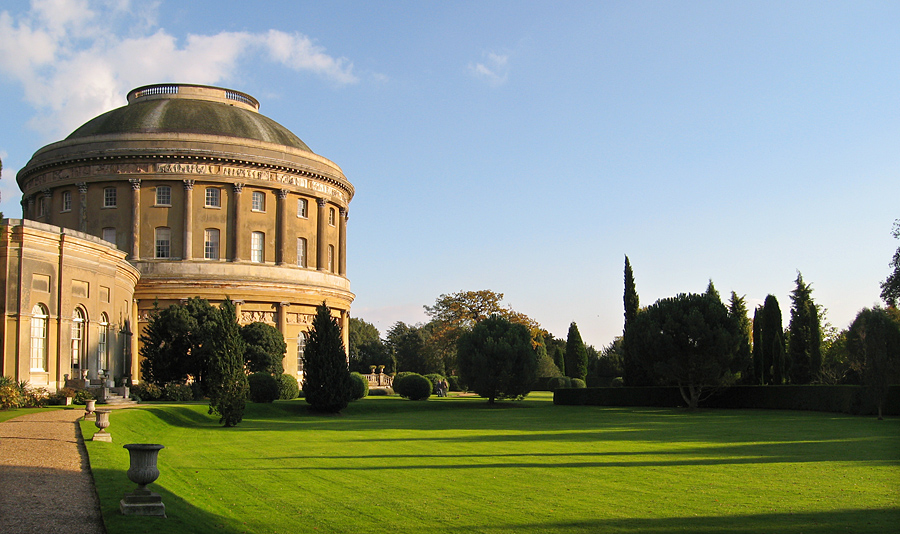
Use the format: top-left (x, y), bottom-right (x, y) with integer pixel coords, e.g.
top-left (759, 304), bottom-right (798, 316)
top-left (252, 191), bottom-right (265, 211)
top-left (204, 229), bottom-right (220, 259)
top-left (62, 191), bottom-right (72, 212)
top-left (30, 305), bottom-right (48, 371)
top-left (297, 237), bottom-right (307, 267)
top-left (155, 227), bottom-right (171, 258)
top-left (102, 227), bottom-right (116, 245)
top-left (328, 207), bottom-right (335, 226)
top-left (156, 185), bottom-right (171, 205)
top-left (251, 231), bottom-right (264, 263)
top-left (205, 188), bottom-right (220, 207)
top-left (104, 188), bottom-right (117, 208)
top-left (297, 198), bottom-right (308, 218)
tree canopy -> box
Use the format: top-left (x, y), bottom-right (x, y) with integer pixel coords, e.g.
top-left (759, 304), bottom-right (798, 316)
top-left (788, 272), bottom-right (822, 384)
top-left (880, 219), bottom-right (900, 307)
top-left (848, 307), bottom-right (900, 419)
top-left (456, 315), bottom-right (538, 403)
top-left (241, 322), bottom-right (286, 375)
top-left (564, 322), bottom-right (588, 381)
top-left (625, 290), bottom-right (742, 409)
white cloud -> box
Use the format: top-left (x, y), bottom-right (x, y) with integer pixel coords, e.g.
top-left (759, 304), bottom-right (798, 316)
top-left (0, 1), bottom-right (358, 140)
top-left (468, 51), bottom-right (510, 87)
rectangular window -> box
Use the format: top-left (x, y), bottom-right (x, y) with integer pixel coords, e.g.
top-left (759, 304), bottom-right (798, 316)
top-left (297, 198), bottom-right (308, 218)
top-left (103, 187), bottom-right (117, 208)
top-left (251, 231), bottom-right (264, 263)
top-left (297, 237), bottom-right (307, 268)
top-left (328, 244), bottom-right (335, 272)
top-left (251, 191), bottom-right (265, 212)
top-left (62, 191), bottom-right (72, 212)
top-left (102, 227), bottom-right (116, 246)
top-left (205, 187), bottom-right (221, 208)
top-left (37, 196), bottom-right (47, 217)
top-left (204, 228), bottom-right (220, 260)
top-left (328, 207), bottom-right (336, 226)
top-left (30, 306), bottom-right (48, 372)
top-left (156, 185), bottom-right (171, 206)
top-left (155, 227), bottom-right (171, 258)
top-left (297, 332), bottom-right (306, 376)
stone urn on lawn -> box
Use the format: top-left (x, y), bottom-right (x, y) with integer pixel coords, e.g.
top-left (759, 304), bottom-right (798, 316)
top-left (83, 399), bottom-right (96, 420)
top-left (120, 444), bottom-right (166, 517)
top-left (92, 410), bottom-right (112, 442)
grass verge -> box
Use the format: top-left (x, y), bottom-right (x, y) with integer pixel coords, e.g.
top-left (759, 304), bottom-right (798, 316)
top-left (83, 392), bottom-right (900, 533)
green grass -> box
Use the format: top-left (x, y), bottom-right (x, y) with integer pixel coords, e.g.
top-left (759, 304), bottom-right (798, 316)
top-left (82, 393), bottom-right (900, 534)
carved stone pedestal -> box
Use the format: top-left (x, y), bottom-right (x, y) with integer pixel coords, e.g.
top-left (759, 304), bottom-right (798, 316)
top-left (120, 444), bottom-right (166, 517)
top-left (120, 488), bottom-right (166, 517)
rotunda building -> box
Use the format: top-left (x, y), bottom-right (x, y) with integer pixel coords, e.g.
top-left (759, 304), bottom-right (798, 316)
top-left (15, 83), bottom-right (354, 384)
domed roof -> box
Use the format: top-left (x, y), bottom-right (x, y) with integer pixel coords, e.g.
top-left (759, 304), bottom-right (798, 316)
top-left (66, 84), bottom-right (312, 152)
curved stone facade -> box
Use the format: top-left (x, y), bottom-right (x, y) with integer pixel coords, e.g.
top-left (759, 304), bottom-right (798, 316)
top-left (13, 84), bottom-right (354, 385)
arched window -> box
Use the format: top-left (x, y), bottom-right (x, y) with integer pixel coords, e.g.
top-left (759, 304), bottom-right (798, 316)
top-left (72, 307), bottom-right (86, 371)
top-left (297, 332), bottom-right (307, 376)
top-left (98, 313), bottom-right (109, 373)
top-left (30, 304), bottom-right (48, 372)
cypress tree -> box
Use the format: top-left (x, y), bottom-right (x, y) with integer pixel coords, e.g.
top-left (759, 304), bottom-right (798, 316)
top-left (752, 306), bottom-right (763, 384)
top-left (729, 292), bottom-right (752, 383)
top-left (564, 322), bottom-right (588, 381)
top-left (760, 295), bottom-right (785, 385)
top-left (302, 302), bottom-right (353, 413)
top-left (623, 256), bottom-right (649, 385)
top-left (788, 272), bottom-right (822, 384)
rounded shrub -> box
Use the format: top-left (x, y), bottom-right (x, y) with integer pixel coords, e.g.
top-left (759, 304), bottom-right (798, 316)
top-left (162, 382), bottom-right (194, 401)
top-left (394, 373), bottom-right (432, 401)
top-left (277, 373), bottom-right (300, 400)
top-left (0, 376), bottom-right (22, 410)
top-left (131, 383), bottom-right (162, 402)
top-left (547, 376), bottom-right (572, 391)
top-left (368, 387), bottom-right (394, 396)
top-left (570, 378), bottom-right (586, 388)
top-left (73, 389), bottom-right (95, 405)
top-left (349, 372), bottom-right (369, 401)
top-left (248, 373), bottom-right (280, 403)
top-left (393, 372), bottom-right (415, 385)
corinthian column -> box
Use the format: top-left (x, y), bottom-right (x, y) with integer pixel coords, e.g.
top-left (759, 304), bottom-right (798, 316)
top-left (77, 183), bottom-right (88, 232)
top-left (183, 180), bottom-right (194, 260)
top-left (276, 189), bottom-right (289, 265)
top-left (316, 198), bottom-right (327, 271)
top-left (338, 207), bottom-right (348, 276)
top-left (232, 183), bottom-right (244, 261)
top-left (129, 179), bottom-right (141, 259)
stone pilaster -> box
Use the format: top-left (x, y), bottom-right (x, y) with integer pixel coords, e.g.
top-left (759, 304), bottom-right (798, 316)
top-left (232, 183), bottom-right (244, 261)
top-left (339, 207), bottom-right (348, 276)
top-left (183, 180), bottom-right (194, 260)
top-left (77, 183), bottom-right (88, 232)
top-left (316, 198), bottom-right (327, 271)
top-left (276, 189), bottom-right (289, 265)
top-left (129, 179), bottom-right (141, 260)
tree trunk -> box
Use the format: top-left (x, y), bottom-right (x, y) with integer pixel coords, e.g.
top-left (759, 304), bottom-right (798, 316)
top-left (677, 383), bottom-right (700, 410)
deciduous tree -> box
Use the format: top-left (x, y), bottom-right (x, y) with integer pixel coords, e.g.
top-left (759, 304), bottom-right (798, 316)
top-left (880, 219), bottom-right (900, 307)
top-left (457, 315), bottom-right (538, 403)
top-left (848, 307), bottom-right (900, 420)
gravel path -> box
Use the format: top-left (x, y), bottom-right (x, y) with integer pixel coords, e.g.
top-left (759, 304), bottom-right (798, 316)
top-left (0, 408), bottom-right (106, 534)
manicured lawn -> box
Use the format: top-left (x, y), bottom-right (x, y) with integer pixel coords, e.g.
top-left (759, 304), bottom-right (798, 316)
top-left (83, 393), bottom-right (900, 533)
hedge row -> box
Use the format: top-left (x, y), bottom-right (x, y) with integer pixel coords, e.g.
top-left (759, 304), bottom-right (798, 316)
top-left (554, 385), bottom-right (900, 416)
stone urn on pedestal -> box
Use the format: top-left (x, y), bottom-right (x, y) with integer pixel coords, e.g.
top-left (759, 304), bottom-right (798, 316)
top-left (83, 399), bottom-right (96, 420)
top-left (92, 410), bottom-right (112, 442)
top-left (120, 444), bottom-right (166, 517)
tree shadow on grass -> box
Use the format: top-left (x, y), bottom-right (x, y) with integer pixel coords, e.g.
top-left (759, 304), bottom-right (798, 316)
top-left (448, 508), bottom-right (900, 534)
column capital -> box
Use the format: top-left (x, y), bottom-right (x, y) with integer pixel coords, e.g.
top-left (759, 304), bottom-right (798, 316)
top-left (316, 197), bottom-right (327, 208)
top-left (278, 189), bottom-right (290, 200)
top-left (42, 188), bottom-right (52, 198)
top-left (233, 183), bottom-right (244, 194)
top-left (128, 178), bottom-right (141, 191)
top-left (77, 182), bottom-right (88, 194)
top-left (183, 179), bottom-right (195, 190)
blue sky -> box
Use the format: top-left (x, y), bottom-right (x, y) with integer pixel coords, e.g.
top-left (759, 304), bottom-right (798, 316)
top-left (1, 0), bottom-right (897, 348)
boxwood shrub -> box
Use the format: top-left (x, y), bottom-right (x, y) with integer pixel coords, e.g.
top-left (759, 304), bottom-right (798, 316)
top-left (394, 373), bottom-right (432, 400)
top-left (248, 373), bottom-right (279, 403)
top-left (277, 373), bottom-right (300, 400)
top-left (349, 372), bottom-right (369, 400)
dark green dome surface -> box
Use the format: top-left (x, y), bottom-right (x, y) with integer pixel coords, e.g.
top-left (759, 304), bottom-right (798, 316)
top-left (66, 98), bottom-right (312, 152)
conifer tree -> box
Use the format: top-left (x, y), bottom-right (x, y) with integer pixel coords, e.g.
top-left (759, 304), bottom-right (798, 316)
top-left (759, 295), bottom-right (785, 384)
top-left (788, 272), bottom-right (822, 383)
top-left (205, 299), bottom-right (249, 427)
top-left (752, 306), bottom-right (764, 384)
top-left (302, 302), bottom-right (353, 413)
top-left (623, 256), bottom-right (650, 385)
top-left (729, 292), bottom-right (752, 383)
top-left (564, 322), bottom-right (588, 381)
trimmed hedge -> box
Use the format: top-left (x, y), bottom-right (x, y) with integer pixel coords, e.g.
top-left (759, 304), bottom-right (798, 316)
top-left (554, 385), bottom-right (900, 416)
top-left (248, 373), bottom-right (280, 403)
top-left (349, 372), bottom-right (369, 400)
top-left (394, 373), bottom-right (432, 401)
top-left (278, 374), bottom-right (300, 400)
